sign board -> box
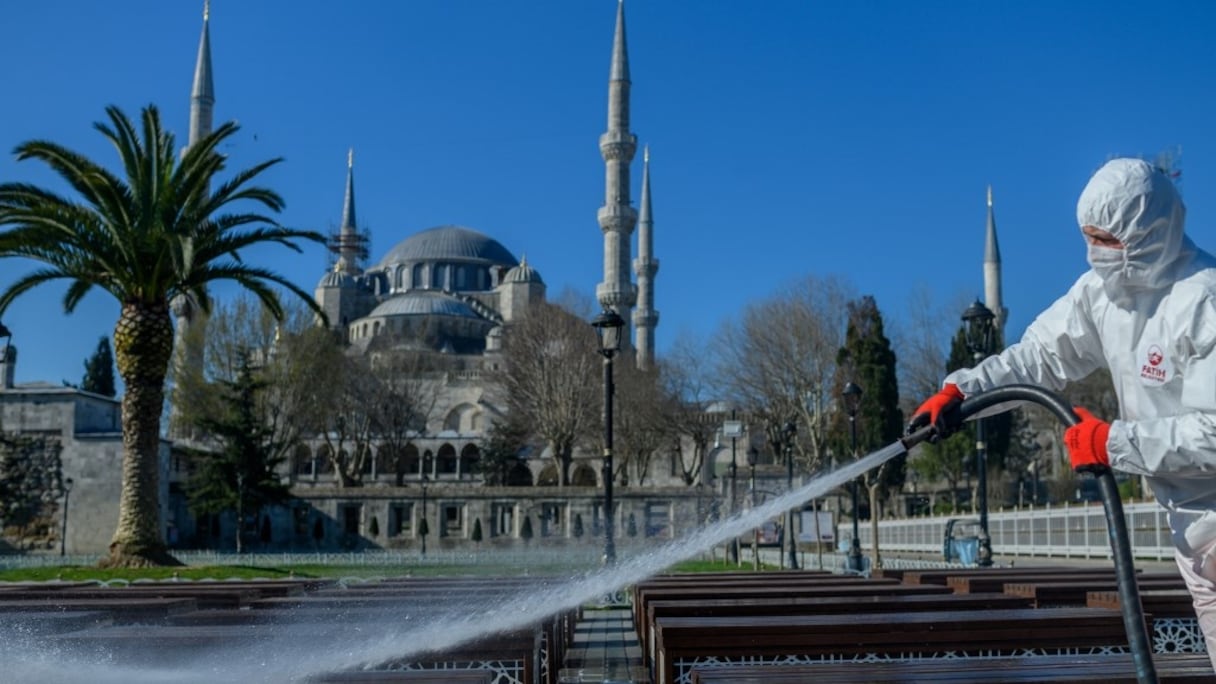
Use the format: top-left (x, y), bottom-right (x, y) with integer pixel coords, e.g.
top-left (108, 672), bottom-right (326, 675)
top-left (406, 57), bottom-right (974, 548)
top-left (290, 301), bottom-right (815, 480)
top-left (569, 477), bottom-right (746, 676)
top-left (798, 510), bottom-right (835, 543)
top-left (722, 420), bottom-right (744, 438)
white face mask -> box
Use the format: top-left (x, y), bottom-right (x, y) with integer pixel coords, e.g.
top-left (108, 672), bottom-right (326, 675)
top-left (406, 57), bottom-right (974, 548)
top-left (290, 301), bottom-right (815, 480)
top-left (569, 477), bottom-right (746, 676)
top-left (1087, 244), bottom-right (1126, 283)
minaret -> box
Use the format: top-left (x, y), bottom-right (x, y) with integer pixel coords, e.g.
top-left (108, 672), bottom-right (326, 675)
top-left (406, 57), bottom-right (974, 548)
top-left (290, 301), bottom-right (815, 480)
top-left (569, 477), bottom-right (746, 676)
top-left (333, 149), bottom-right (365, 275)
top-left (595, 0), bottom-right (638, 350)
top-left (315, 149), bottom-right (370, 334)
top-left (188, 0), bottom-right (214, 148)
top-left (170, 1), bottom-right (215, 440)
top-left (633, 145), bottom-right (659, 370)
top-left (983, 185), bottom-right (1008, 345)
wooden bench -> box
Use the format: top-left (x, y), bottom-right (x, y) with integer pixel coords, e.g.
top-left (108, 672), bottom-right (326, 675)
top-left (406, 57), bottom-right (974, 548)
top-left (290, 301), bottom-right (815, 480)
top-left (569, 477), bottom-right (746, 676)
top-left (0, 610), bottom-right (110, 635)
top-left (946, 571), bottom-right (1125, 594)
top-left (633, 575), bottom-right (895, 632)
top-left (0, 596), bottom-right (198, 622)
top-left (643, 592), bottom-right (1032, 669)
top-left (653, 607), bottom-right (1129, 684)
top-left (307, 671), bottom-right (495, 683)
top-left (53, 623), bottom-right (542, 682)
top-left (7, 577), bottom-right (570, 684)
top-left (1003, 576), bottom-right (1186, 607)
top-left (0, 586), bottom-right (262, 609)
top-left (688, 653), bottom-right (1216, 683)
top-left (900, 566), bottom-right (1125, 586)
top-left (1090, 589), bottom-right (1197, 616)
top-left (635, 580), bottom-right (919, 664)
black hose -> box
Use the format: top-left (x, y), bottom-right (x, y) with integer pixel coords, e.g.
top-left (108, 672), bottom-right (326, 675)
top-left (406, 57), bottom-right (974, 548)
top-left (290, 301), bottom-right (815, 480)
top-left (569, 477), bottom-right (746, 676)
top-left (958, 384), bottom-right (1157, 684)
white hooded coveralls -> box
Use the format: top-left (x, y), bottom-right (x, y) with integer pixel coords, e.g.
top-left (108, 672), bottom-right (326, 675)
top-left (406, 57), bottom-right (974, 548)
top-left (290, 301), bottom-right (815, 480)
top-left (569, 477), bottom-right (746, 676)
top-left (946, 158), bottom-right (1216, 662)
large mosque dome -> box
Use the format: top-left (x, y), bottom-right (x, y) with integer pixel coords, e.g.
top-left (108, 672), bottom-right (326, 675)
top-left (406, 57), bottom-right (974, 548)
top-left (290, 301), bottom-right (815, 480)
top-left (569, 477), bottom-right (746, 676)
top-left (376, 225), bottom-right (518, 269)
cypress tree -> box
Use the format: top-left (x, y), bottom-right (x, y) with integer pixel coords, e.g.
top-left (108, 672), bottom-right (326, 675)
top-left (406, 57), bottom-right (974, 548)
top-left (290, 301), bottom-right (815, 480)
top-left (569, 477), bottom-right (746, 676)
top-left (81, 336), bottom-right (116, 397)
top-left (836, 296), bottom-right (903, 484)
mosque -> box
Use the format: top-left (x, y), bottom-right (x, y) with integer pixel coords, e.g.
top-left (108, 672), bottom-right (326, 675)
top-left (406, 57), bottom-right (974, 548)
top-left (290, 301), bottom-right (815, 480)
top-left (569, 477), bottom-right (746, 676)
top-left (0, 2), bottom-right (1011, 556)
top-left (105, 1), bottom-right (687, 554)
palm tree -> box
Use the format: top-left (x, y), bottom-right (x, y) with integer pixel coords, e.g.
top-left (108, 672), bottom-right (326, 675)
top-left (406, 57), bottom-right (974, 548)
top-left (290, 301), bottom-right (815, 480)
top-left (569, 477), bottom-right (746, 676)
top-left (0, 104), bottom-right (325, 567)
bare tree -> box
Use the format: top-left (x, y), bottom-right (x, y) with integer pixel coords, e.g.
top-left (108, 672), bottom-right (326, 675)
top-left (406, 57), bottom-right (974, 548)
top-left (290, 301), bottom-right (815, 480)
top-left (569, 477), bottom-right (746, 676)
top-left (496, 301), bottom-right (600, 486)
top-left (612, 363), bottom-right (671, 486)
top-left (660, 333), bottom-right (721, 485)
top-left (889, 285), bottom-right (971, 413)
top-left (714, 274), bottom-right (856, 474)
top-left (365, 349), bottom-right (442, 485)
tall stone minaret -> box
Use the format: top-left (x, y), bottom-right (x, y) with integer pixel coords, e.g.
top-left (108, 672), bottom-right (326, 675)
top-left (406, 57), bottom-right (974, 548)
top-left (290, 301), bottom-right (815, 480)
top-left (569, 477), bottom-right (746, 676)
top-left (170, 1), bottom-right (215, 440)
top-left (315, 150), bottom-right (370, 334)
top-left (595, 0), bottom-right (638, 351)
top-left (188, 0), bottom-right (215, 149)
top-left (983, 185), bottom-right (1008, 346)
top-left (335, 149), bottom-right (363, 275)
top-left (632, 145), bottom-right (659, 370)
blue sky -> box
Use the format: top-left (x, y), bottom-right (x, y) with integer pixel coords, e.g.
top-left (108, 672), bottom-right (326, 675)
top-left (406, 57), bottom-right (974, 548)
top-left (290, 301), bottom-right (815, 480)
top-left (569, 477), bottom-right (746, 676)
top-left (1, 0), bottom-right (1213, 389)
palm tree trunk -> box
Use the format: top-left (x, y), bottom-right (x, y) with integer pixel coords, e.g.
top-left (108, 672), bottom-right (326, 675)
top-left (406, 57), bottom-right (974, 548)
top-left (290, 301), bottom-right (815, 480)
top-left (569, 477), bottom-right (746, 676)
top-left (100, 301), bottom-right (182, 567)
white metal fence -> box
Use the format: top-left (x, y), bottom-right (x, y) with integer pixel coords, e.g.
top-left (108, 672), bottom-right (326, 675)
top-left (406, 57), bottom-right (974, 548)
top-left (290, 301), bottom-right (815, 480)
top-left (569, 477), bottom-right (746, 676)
top-left (857, 500), bottom-right (1176, 562)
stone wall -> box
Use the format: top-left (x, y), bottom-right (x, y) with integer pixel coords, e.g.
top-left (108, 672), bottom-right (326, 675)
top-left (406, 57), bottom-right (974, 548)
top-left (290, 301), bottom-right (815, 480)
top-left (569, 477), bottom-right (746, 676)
top-left (0, 433), bottom-right (65, 551)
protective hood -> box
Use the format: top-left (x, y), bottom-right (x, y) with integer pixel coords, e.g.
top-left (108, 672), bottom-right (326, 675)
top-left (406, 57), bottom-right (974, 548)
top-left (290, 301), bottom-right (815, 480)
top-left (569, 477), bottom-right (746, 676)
top-left (1077, 158), bottom-right (1187, 293)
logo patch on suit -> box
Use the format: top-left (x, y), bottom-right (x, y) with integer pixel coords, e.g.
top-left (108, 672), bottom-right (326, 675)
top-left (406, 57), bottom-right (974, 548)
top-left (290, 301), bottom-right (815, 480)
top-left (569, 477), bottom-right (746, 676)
top-left (1139, 343), bottom-right (1171, 385)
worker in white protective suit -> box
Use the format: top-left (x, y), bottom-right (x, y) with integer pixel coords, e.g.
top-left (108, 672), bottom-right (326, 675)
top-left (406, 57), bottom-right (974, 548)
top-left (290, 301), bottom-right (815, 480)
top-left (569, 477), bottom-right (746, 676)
top-left (910, 157), bottom-right (1216, 668)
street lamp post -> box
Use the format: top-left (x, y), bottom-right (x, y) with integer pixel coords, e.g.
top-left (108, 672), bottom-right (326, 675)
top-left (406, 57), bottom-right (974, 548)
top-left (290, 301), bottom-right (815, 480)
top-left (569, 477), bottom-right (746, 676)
top-left (723, 411), bottom-right (743, 565)
top-left (420, 474), bottom-right (429, 557)
top-left (962, 299), bottom-right (996, 567)
top-left (60, 477), bottom-right (73, 556)
top-left (842, 382), bottom-right (864, 573)
top-left (747, 446), bottom-right (759, 571)
top-left (782, 420), bottom-right (798, 570)
top-left (591, 308), bottom-right (625, 566)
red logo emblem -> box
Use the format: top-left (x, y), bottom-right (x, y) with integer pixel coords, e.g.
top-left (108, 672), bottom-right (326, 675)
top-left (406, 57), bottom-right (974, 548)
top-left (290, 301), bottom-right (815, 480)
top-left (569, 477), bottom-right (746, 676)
top-left (1147, 346), bottom-right (1164, 367)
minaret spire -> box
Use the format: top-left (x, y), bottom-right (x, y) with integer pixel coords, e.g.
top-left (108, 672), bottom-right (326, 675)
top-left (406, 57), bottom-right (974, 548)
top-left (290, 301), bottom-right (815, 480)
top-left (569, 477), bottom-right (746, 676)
top-left (188, 0), bottom-right (215, 149)
top-left (596, 0), bottom-right (638, 353)
top-left (983, 184), bottom-right (1008, 344)
top-left (633, 145), bottom-right (659, 370)
top-left (327, 149), bottom-right (369, 275)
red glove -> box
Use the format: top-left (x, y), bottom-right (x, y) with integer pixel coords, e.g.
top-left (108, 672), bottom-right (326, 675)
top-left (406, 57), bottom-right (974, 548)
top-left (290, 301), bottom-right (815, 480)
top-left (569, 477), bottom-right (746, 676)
top-left (908, 384), bottom-right (965, 438)
top-left (1064, 407), bottom-right (1110, 472)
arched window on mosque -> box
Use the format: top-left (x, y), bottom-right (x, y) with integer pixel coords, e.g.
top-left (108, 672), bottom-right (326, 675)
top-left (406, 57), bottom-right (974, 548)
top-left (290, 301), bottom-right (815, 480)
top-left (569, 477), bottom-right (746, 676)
top-left (412, 263), bottom-right (425, 290)
top-left (432, 264), bottom-right (449, 291)
top-left (403, 444), bottom-right (420, 477)
top-left (437, 444), bottom-right (458, 475)
top-left (444, 403), bottom-right (478, 434)
top-left (460, 444), bottom-right (480, 479)
top-left (507, 462), bottom-right (534, 487)
top-left (375, 447), bottom-right (395, 478)
top-left (571, 464), bottom-right (598, 487)
top-left (293, 444), bottom-right (314, 479)
top-left (316, 445), bottom-right (335, 474)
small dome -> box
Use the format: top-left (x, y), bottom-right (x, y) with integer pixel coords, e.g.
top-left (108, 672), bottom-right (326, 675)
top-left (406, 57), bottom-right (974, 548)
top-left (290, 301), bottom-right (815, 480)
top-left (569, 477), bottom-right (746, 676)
top-left (376, 225), bottom-right (518, 268)
top-left (316, 269), bottom-right (358, 289)
top-left (503, 255), bottom-right (544, 284)
top-left (367, 291), bottom-right (482, 320)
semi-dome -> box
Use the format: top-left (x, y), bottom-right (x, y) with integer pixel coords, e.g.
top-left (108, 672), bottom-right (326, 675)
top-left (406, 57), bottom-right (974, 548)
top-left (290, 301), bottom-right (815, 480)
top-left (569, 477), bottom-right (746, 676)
top-left (367, 290), bottom-right (482, 320)
top-left (316, 269), bottom-right (359, 289)
top-left (376, 225), bottom-right (518, 268)
top-left (503, 255), bottom-right (544, 284)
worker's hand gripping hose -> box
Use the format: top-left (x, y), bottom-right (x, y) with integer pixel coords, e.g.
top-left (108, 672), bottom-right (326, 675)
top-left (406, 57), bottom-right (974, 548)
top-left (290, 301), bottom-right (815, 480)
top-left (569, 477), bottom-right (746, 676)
top-left (956, 385), bottom-right (1157, 684)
